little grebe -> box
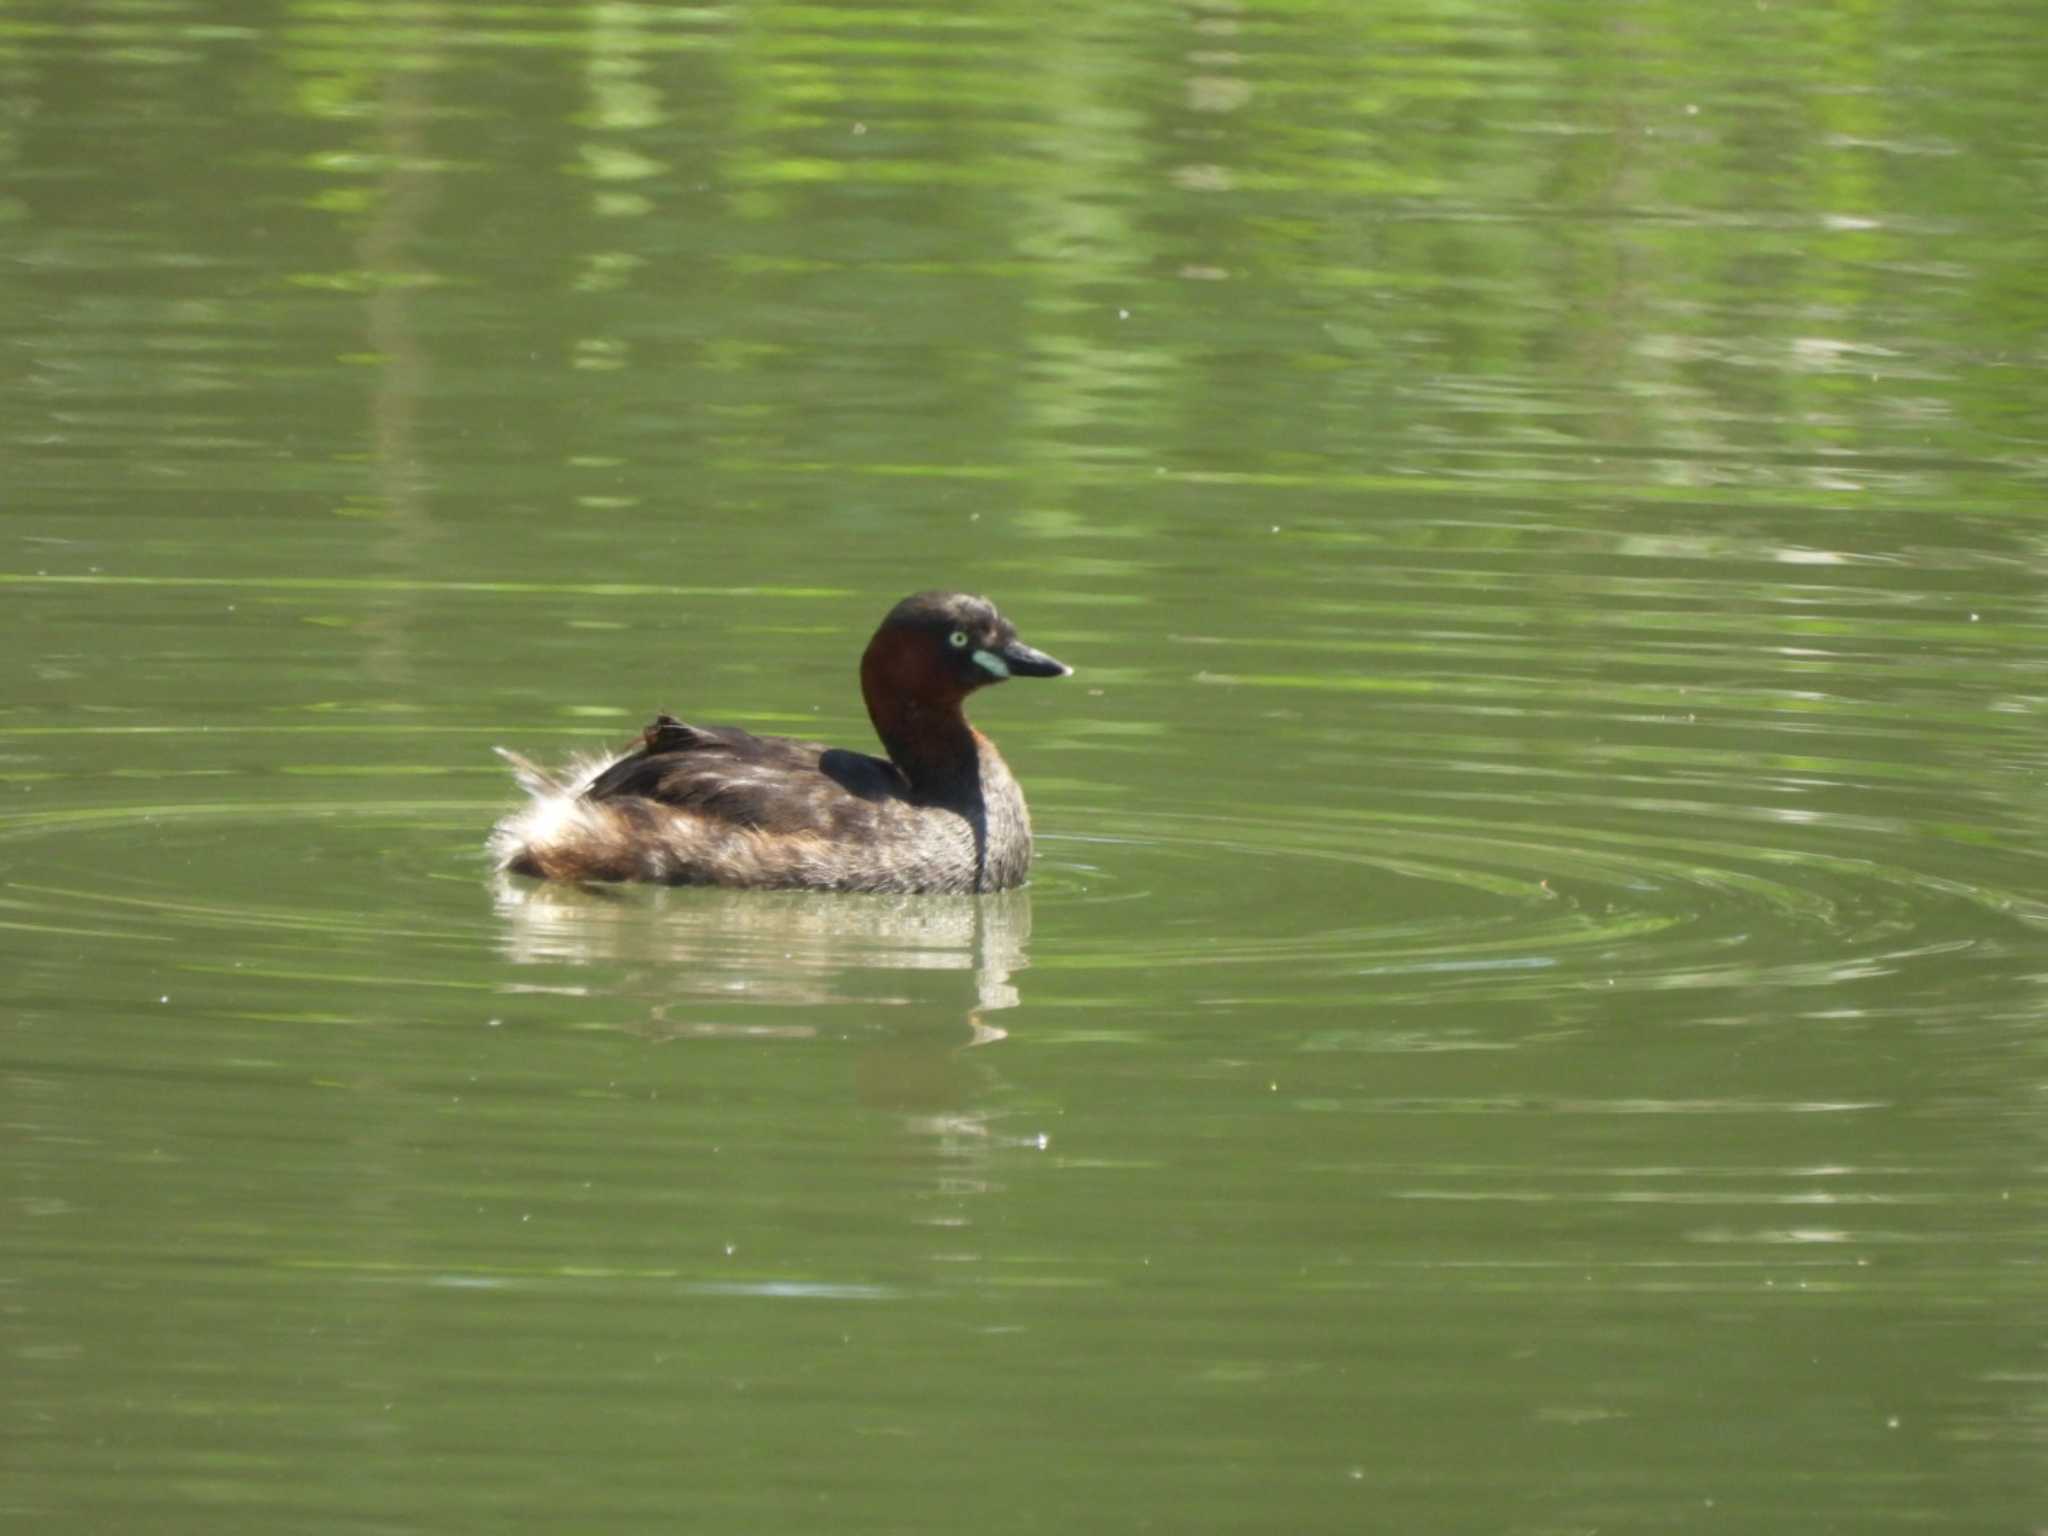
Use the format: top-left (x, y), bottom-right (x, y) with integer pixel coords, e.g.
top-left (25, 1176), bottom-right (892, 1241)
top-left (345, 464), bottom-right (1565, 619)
top-left (489, 591), bottom-right (1071, 893)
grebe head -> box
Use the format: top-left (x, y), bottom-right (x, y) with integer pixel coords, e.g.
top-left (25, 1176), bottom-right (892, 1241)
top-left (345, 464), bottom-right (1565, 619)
top-left (862, 591), bottom-right (1072, 710)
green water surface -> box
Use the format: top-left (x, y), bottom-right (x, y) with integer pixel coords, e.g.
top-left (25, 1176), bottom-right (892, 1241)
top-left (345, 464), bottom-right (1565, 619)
top-left (5, 2), bottom-right (2048, 1532)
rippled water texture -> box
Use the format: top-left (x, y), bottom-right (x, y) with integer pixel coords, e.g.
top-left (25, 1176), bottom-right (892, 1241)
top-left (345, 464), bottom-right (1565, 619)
top-left (6, 2), bottom-right (2048, 1532)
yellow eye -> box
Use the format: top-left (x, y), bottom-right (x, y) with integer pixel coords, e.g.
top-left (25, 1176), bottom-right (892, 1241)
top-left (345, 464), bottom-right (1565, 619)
top-left (948, 630), bottom-right (970, 649)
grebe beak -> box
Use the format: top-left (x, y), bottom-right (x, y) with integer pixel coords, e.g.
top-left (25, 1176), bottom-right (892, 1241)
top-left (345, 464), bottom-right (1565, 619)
top-left (979, 638), bottom-right (1072, 679)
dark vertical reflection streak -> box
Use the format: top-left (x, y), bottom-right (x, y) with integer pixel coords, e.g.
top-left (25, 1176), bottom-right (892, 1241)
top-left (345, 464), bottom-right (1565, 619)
top-left (361, 23), bottom-right (444, 689)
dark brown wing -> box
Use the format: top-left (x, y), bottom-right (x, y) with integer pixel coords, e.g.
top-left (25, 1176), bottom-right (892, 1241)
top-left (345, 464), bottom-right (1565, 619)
top-left (582, 715), bottom-right (908, 837)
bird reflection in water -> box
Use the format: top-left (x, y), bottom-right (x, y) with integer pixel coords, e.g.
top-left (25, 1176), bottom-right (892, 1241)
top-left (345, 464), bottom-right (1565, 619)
top-left (488, 877), bottom-right (1038, 1186)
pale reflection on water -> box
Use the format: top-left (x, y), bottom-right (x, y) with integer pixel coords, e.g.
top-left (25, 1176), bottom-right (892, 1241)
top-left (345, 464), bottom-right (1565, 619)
top-left (490, 873), bottom-right (1031, 1023)
top-left (489, 877), bottom-right (1042, 1191)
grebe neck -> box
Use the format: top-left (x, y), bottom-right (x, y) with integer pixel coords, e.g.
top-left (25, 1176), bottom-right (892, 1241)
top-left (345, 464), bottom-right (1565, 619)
top-left (860, 635), bottom-right (982, 799)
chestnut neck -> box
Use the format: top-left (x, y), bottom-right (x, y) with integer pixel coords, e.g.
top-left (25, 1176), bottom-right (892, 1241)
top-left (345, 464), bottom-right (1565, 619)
top-left (860, 630), bottom-right (983, 800)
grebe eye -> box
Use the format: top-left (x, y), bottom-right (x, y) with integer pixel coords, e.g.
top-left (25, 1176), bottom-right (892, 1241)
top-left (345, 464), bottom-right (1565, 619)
top-left (948, 630), bottom-right (970, 649)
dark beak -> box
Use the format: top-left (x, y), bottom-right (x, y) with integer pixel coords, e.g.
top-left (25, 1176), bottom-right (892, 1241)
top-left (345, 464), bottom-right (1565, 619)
top-left (1001, 638), bottom-right (1072, 679)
